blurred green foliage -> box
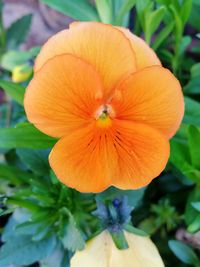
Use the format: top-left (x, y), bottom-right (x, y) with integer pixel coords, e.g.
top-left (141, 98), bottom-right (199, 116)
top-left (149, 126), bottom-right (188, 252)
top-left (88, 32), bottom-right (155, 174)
top-left (0, 0), bottom-right (200, 266)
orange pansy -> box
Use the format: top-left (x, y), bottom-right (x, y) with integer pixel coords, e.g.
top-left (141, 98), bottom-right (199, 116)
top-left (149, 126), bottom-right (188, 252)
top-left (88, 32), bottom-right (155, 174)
top-left (24, 22), bottom-right (184, 193)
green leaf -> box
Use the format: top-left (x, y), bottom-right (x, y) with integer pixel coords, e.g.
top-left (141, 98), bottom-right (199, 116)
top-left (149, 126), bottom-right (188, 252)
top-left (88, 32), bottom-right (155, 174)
top-left (1, 50), bottom-right (32, 71)
top-left (115, 0), bottom-right (136, 26)
top-left (0, 123), bottom-right (57, 149)
top-left (6, 14), bottom-right (32, 48)
top-left (185, 187), bottom-right (200, 227)
top-left (95, 0), bottom-right (112, 23)
top-left (191, 202), bottom-right (200, 212)
top-left (0, 164), bottom-right (35, 184)
top-left (41, 0), bottom-right (99, 21)
top-left (183, 97), bottom-right (200, 127)
top-left (187, 214), bottom-right (200, 233)
top-left (180, 0), bottom-right (192, 26)
top-left (145, 6), bottom-right (166, 44)
top-left (0, 235), bottom-right (56, 266)
top-left (124, 224), bottom-right (148, 236)
top-left (61, 214), bottom-right (85, 252)
top-left (152, 21), bottom-right (174, 50)
top-left (188, 125), bottom-right (200, 169)
top-left (184, 63), bottom-right (200, 94)
top-left (168, 240), bottom-right (199, 265)
top-left (16, 149), bottom-right (50, 176)
top-left (0, 80), bottom-right (25, 105)
top-left (170, 139), bottom-right (200, 182)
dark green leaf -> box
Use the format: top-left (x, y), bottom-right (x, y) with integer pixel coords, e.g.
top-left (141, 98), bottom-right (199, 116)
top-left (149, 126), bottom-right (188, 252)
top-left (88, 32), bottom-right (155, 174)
top-left (0, 80), bottom-right (25, 105)
top-left (188, 125), bottom-right (200, 169)
top-left (6, 14), bottom-right (32, 48)
top-left (169, 240), bottom-right (199, 265)
top-left (41, 0), bottom-right (99, 21)
top-left (16, 148), bottom-right (50, 176)
top-left (184, 63), bottom-right (200, 94)
top-left (0, 123), bottom-right (57, 149)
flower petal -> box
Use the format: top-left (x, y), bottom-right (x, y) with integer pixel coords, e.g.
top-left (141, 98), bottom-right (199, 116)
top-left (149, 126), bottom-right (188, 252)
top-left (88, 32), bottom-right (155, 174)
top-left (34, 22), bottom-right (137, 97)
top-left (71, 231), bottom-right (112, 267)
top-left (118, 28), bottom-right (161, 69)
top-left (110, 231), bottom-right (165, 267)
top-left (112, 120), bottom-right (169, 190)
top-left (112, 66), bottom-right (184, 138)
top-left (71, 230), bottom-right (165, 267)
top-left (49, 125), bottom-right (118, 193)
top-left (24, 54), bottom-right (103, 138)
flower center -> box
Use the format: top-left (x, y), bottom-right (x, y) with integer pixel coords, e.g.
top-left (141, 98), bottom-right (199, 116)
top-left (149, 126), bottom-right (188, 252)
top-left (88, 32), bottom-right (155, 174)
top-left (95, 105), bottom-right (114, 128)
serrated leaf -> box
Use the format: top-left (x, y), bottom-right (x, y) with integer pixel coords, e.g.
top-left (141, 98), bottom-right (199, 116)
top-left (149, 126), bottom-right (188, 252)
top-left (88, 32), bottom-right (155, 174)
top-left (41, 0), bottom-right (99, 21)
top-left (0, 80), bottom-right (25, 104)
top-left (0, 235), bottom-right (56, 266)
top-left (169, 240), bottom-right (199, 265)
top-left (61, 214), bottom-right (85, 252)
top-left (6, 14), bottom-right (32, 48)
top-left (0, 123), bottom-right (57, 149)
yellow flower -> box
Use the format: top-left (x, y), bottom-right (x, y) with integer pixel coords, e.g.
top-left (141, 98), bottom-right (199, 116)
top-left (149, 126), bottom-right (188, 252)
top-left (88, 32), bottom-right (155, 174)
top-left (71, 230), bottom-right (165, 267)
top-left (12, 64), bottom-right (32, 83)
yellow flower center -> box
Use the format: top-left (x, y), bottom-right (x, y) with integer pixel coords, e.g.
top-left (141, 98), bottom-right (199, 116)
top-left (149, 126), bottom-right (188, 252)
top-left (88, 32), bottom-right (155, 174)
top-left (95, 105), bottom-right (114, 128)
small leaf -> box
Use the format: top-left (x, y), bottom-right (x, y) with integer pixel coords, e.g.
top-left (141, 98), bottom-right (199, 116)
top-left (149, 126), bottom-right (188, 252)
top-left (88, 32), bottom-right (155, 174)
top-left (169, 240), bottom-right (199, 265)
top-left (1, 50), bottom-right (32, 71)
top-left (6, 14), bottom-right (32, 48)
top-left (124, 224), bottom-right (148, 236)
top-left (0, 123), bottom-right (57, 149)
top-left (0, 80), bottom-right (25, 105)
top-left (41, 0), bottom-right (99, 21)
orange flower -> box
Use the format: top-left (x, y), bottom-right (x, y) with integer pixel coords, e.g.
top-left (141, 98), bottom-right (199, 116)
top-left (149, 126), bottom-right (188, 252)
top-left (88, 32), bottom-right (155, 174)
top-left (24, 22), bottom-right (184, 193)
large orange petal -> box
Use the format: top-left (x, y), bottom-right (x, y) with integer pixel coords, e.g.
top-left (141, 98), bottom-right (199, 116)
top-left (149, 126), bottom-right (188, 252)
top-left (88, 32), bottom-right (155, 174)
top-left (24, 54), bottom-right (103, 138)
top-left (118, 28), bottom-right (161, 69)
top-left (49, 124), bottom-right (118, 193)
top-left (112, 120), bottom-right (170, 190)
top-left (34, 22), bottom-right (136, 97)
top-left (111, 66), bottom-right (184, 138)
